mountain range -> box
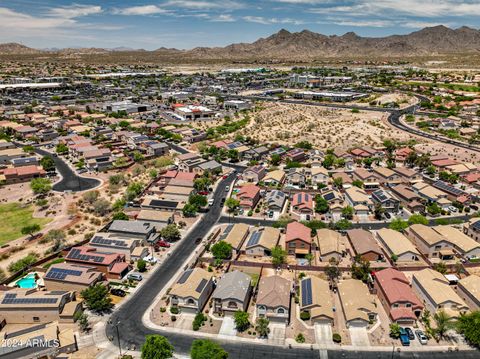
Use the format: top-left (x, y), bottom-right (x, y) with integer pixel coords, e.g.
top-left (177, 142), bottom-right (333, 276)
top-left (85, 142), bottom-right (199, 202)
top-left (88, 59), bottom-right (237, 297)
top-left (1, 25), bottom-right (480, 60)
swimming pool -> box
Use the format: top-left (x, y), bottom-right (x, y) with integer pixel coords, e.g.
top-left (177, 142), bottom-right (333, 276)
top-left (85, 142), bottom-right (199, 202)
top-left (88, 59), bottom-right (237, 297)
top-left (15, 273), bottom-right (37, 289)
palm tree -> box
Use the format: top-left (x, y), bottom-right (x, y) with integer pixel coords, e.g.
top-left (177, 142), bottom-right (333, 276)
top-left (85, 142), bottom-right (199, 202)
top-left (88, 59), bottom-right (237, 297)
top-left (305, 253), bottom-right (314, 266)
top-left (255, 317), bottom-right (270, 338)
top-left (433, 310), bottom-right (455, 340)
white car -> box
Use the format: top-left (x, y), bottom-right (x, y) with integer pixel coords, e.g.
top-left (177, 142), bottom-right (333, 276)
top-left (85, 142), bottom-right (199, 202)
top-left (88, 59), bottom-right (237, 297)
top-left (448, 206), bottom-right (458, 213)
top-left (208, 198), bottom-right (214, 206)
top-left (143, 255), bottom-right (158, 264)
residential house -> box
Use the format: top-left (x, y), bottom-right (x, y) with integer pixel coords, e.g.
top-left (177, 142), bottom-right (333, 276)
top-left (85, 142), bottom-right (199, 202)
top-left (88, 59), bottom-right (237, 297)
top-left (221, 224), bottom-right (250, 256)
top-left (0, 165), bottom-right (46, 184)
top-left (243, 227), bottom-right (280, 256)
top-left (236, 184), bottom-right (261, 210)
top-left (169, 268), bottom-right (214, 314)
top-left (376, 229), bottom-right (421, 262)
top-left (285, 221), bottom-right (312, 257)
top-left (299, 276), bottom-right (334, 324)
top-left (344, 187), bottom-right (372, 216)
top-left (88, 232), bottom-right (142, 260)
top-left (243, 165), bottom-right (266, 183)
top-left (212, 270), bottom-right (252, 314)
top-left (338, 279), bottom-right (377, 327)
top-left (412, 268), bottom-right (469, 318)
top-left (44, 263), bottom-right (105, 292)
top-left (457, 275), bottom-right (480, 310)
top-left (390, 184), bottom-right (425, 213)
top-left (286, 148), bottom-right (306, 162)
top-left (346, 229), bottom-right (383, 262)
top-left (316, 229), bottom-right (345, 262)
top-left (108, 220), bottom-right (158, 243)
top-left (353, 169), bottom-right (380, 190)
top-left (374, 268), bottom-right (423, 324)
top-left (285, 167), bottom-right (310, 188)
top-left (265, 190), bottom-right (287, 213)
top-left (311, 167), bottom-right (329, 187)
top-left (371, 189), bottom-right (400, 213)
top-left (256, 275), bottom-right (291, 323)
top-left (392, 167), bottom-right (422, 184)
top-left (65, 246), bottom-right (130, 280)
top-left (372, 167), bottom-right (402, 186)
top-left (291, 192), bottom-right (314, 218)
top-left (263, 170), bottom-right (285, 187)
top-left (0, 289), bottom-right (82, 324)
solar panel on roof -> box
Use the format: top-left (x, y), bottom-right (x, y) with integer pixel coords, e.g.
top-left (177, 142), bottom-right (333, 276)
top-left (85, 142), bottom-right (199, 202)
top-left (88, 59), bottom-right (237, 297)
top-left (433, 181), bottom-right (464, 196)
top-left (195, 278), bottom-right (208, 293)
top-left (324, 192), bottom-right (335, 201)
top-left (177, 269), bottom-right (193, 284)
top-left (301, 278), bottom-right (313, 307)
top-left (246, 231), bottom-right (262, 247)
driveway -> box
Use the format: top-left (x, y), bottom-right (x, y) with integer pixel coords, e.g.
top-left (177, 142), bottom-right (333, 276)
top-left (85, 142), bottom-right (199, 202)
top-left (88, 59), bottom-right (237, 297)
top-left (314, 323), bottom-right (333, 346)
top-left (219, 315), bottom-right (237, 337)
top-left (267, 323), bottom-right (286, 345)
top-left (349, 326), bottom-right (370, 347)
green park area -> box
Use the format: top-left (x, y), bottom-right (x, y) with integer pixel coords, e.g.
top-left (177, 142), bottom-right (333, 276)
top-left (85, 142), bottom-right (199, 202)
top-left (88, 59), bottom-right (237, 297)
top-left (0, 203), bottom-right (52, 245)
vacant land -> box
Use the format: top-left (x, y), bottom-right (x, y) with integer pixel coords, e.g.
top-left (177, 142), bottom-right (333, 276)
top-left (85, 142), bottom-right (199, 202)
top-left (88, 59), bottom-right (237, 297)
top-left (236, 102), bottom-right (411, 149)
top-left (0, 203), bottom-right (51, 245)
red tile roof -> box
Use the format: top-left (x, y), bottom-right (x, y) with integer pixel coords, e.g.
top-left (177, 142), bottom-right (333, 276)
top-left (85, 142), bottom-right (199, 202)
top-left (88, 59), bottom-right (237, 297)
top-left (237, 184), bottom-right (260, 199)
top-left (375, 268), bottom-right (423, 310)
top-left (286, 222), bottom-right (311, 244)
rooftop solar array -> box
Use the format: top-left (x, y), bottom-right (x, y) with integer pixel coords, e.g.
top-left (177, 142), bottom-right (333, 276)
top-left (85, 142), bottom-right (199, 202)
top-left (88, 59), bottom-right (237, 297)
top-left (67, 248), bottom-right (105, 263)
top-left (246, 231), bottom-right (262, 248)
top-left (323, 192), bottom-right (335, 201)
top-left (372, 190), bottom-right (388, 202)
top-left (473, 220), bottom-right (480, 231)
top-left (195, 278), bottom-right (208, 293)
top-left (1, 293), bottom-right (58, 305)
top-left (301, 278), bottom-right (313, 307)
top-left (91, 236), bottom-right (129, 248)
top-left (177, 269), bottom-right (193, 284)
top-left (45, 267), bottom-right (83, 280)
top-left (433, 181), bottom-right (464, 196)
top-left (148, 199), bottom-right (179, 209)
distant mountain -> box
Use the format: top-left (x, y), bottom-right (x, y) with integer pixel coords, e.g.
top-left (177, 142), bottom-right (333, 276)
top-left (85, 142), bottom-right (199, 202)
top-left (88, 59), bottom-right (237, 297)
top-left (0, 42), bottom-right (40, 54)
top-left (178, 26), bottom-right (480, 60)
top-left (1, 26), bottom-right (479, 59)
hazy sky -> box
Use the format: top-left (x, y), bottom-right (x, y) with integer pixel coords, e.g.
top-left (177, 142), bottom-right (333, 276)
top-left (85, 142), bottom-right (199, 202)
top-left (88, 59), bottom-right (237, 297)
top-left (1, 0), bottom-right (479, 49)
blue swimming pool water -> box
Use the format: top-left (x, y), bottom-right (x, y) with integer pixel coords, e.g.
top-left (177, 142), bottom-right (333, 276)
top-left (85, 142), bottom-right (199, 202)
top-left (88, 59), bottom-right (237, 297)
top-left (16, 273), bottom-right (37, 289)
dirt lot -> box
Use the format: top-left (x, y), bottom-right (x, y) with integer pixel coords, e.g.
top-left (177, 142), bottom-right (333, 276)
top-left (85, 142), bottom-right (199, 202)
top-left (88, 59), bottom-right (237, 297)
top-left (233, 102), bottom-right (411, 150)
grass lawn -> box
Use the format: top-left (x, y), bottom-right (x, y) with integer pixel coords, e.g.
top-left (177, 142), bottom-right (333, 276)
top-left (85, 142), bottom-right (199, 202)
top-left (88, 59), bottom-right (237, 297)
top-left (0, 203), bottom-right (52, 245)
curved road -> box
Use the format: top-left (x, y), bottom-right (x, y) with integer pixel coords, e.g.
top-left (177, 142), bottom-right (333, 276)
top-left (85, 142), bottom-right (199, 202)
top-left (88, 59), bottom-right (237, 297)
top-left (34, 147), bottom-right (101, 192)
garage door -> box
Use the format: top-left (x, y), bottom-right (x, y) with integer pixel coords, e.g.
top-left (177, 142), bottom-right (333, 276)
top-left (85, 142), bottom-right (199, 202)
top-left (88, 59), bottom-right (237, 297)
top-left (348, 320), bottom-right (368, 328)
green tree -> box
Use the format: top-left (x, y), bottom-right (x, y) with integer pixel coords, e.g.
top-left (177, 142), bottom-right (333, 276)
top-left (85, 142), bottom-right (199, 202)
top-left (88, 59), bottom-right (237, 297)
top-left (189, 194), bottom-right (208, 208)
top-left (433, 310), bottom-right (455, 340)
top-left (352, 180), bottom-right (364, 188)
top-left (159, 224), bottom-right (181, 242)
top-left (389, 323), bottom-right (401, 339)
top-left (190, 339), bottom-right (228, 359)
top-left (141, 335), bottom-right (173, 359)
top-left (56, 143), bottom-right (68, 154)
top-left (272, 215), bottom-right (294, 229)
top-left (225, 198), bottom-right (240, 213)
top-left (335, 219), bottom-right (352, 231)
top-left (351, 256), bottom-right (371, 282)
top-left (192, 313), bottom-right (207, 331)
top-left (233, 310), bottom-right (250, 332)
top-left (211, 241), bottom-right (232, 260)
top-left (137, 259), bottom-right (147, 272)
top-left (408, 214), bottom-right (429, 225)
top-left (270, 153), bottom-right (281, 166)
top-left (325, 263), bottom-right (340, 282)
top-left (22, 145), bottom-right (34, 154)
top-left (8, 254), bottom-right (38, 273)
top-left (40, 156), bottom-right (55, 172)
top-left (374, 203), bottom-right (385, 220)
top-left (314, 195), bottom-right (329, 214)
top-left (322, 154), bottom-right (335, 169)
top-left (255, 317), bottom-right (270, 338)
top-left (271, 246), bottom-right (287, 266)
top-left (333, 177), bottom-right (343, 188)
top-left (30, 178), bottom-right (52, 195)
top-left (112, 212), bottom-right (129, 221)
top-left (182, 203), bottom-right (198, 217)
top-left (427, 202), bottom-right (442, 216)
top-left (133, 151), bottom-right (144, 162)
top-left (433, 261), bottom-right (448, 274)
top-left (389, 218), bottom-right (408, 232)
top-left (457, 311), bottom-right (480, 347)
top-left (74, 312), bottom-right (90, 332)
top-left (21, 224), bottom-right (41, 238)
top-left (426, 165), bottom-right (436, 177)
top-left (194, 178), bottom-right (211, 192)
top-left (44, 229), bottom-right (65, 242)
top-left (341, 206), bottom-right (354, 220)
top-left (81, 284), bottom-right (113, 313)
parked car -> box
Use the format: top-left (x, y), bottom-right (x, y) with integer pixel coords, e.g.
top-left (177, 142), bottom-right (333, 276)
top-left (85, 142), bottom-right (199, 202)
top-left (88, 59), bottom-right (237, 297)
top-left (195, 237), bottom-right (202, 244)
top-left (155, 240), bottom-right (171, 249)
top-left (111, 288), bottom-right (126, 297)
top-left (405, 327), bottom-right (415, 340)
top-left (225, 185), bottom-right (230, 192)
top-left (143, 255), bottom-right (158, 264)
top-left (384, 212), bottom-right (391, 219)
top-left (127, 273), bottom-right (143, 281)
top-left (268, 210), bottom-right (274, 218)
top-left (198, 191), bottom-right (209, 196)
top-left (399, 328), bottom-right (410, 346)
top-left (470, 204), bottom-right (479, 211)
top-left (208, 198), bottom-right (214, 206)
top-left (448, 206), bottom-right (458, 213)
top-left (415, 330), bottom-right (428, 345)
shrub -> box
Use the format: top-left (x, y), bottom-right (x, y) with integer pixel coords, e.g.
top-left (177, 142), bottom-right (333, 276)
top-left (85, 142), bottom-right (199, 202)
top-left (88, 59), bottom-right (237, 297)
top-left (300, 311), bottom-right (311, 321)
top-left (295, 333), bottom-right (305, 343)
top-left (193, 313), bottom-right (207, 331)
top-left (160, 307), bottom-right (166, 313)
top-left (170, 307), bottom-right (179, 314)
top-left (332, 333), bottom-right (342, 343)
